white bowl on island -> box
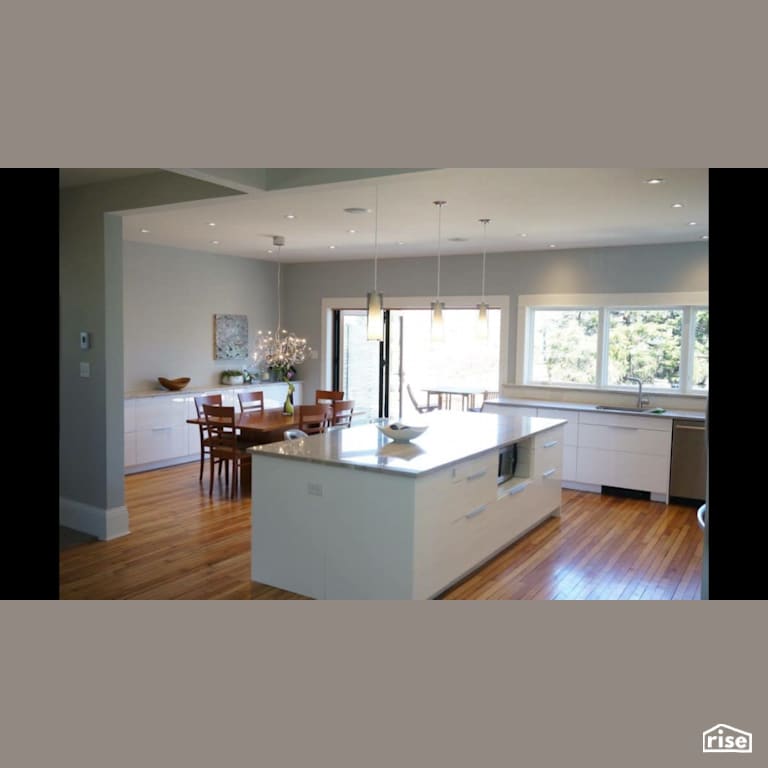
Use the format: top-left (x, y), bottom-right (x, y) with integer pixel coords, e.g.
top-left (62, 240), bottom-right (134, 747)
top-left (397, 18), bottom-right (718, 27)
top-left (376, 422), bottom-right (428, 443)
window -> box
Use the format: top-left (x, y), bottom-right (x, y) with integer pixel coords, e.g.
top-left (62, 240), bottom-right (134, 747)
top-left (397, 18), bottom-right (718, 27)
top-left (520, 293), bottom-right (708, 394)
top-left (692, 308), bottom-right (709, 391)
top-left (607, 309), bottom-right (682, 389)
top-left (530, 309), bottom-right (599, 385)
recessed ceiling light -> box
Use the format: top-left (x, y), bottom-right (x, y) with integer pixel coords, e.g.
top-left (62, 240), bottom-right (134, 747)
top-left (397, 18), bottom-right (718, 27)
top-left (343, 207), bottom-right (371, 214)
top-left (329, 245), bottom-right (336, 249)
top-left (397, 241), bottom-right (406, 246)
top-left (211, 240), bottom-right (220, 245)
top-left (267, 249), bottom-right (273, 254)
top-left (549, 244), bottom-right (557, 248)
top-left (671, 203), bottom-right (684, 208)
top-left (519, 233), bottom-right (528, 237)
top-left (645, 178), bottom-right (665, 184)
top-left (701, 235), bottom-right (709, 240)
top-left (687, 222), bottom-right (697, 226)
top-left (208, 222), bottom-right (216, 227)
top-left (284, 214), bottom-right (296, 220)
top-left (140, 228), bottom-right (150, 233)
top-left (347, 229), bottom-right (357, 234)
top-left (448, 237), bottom-right (468, 242)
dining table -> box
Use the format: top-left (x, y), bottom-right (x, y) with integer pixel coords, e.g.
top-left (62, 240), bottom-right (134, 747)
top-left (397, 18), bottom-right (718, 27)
top-left (187, 407), bottom-right (301, 495)
top-left (423, 386), bottom-right (488, 411)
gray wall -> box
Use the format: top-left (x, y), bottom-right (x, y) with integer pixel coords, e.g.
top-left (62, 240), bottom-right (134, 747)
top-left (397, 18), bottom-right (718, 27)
top-left (60, 171), bottom-right (241, 536)
top-left (284, 242), bottom-right (709, 394)
top-left (123, 242), bottom-right (277, 391)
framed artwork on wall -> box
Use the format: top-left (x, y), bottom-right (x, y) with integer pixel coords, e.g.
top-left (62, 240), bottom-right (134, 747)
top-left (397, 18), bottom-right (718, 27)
top-left (214, 314), bottom-right (248, 359)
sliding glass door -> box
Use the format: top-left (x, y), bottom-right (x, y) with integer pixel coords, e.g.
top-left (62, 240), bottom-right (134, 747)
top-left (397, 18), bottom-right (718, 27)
top-left (335, 306), bottom-right (501, 422)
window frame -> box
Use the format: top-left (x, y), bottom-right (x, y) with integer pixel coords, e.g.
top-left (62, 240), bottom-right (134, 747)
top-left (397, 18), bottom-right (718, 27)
top-left (517, 291), bottom-right (708, 395)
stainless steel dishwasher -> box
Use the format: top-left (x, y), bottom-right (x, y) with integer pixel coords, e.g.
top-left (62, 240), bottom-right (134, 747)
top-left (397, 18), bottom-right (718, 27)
top-left (669, 419), bottom-right (707, 502)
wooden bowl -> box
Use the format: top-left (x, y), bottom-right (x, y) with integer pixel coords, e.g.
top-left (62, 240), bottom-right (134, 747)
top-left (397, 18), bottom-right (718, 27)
top-left (158, 377), bottom-right (191, 391)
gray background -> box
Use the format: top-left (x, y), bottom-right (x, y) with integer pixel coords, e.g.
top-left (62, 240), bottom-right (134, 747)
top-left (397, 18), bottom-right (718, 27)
top-left (9, 0), bottom-right (766, 766)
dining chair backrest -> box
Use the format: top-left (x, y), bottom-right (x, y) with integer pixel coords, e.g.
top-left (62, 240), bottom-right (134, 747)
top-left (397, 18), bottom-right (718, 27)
top-left (202, 404), bottom-right (237, 446)
top-left (315, 389), bottom-right (344, 404)
top-left (332, 399), bottom-right (354, 428)
top-left (406, 383), bottom-right (438, 414)
top-left (194, 393), bottom-right (223, 418)
top-left (238, 390), bottom-right (265, 412)
top-left (284, 429), bottom-right (309, 441)
top-left (298, 404), bottom-right (333, 435)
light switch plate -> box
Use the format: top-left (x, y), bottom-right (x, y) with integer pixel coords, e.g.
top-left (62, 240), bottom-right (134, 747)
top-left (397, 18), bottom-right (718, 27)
top-left (80, 362), bottom-right (90, 378)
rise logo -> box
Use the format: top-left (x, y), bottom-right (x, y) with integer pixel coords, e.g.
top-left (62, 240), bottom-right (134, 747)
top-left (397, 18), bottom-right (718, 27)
top-left (702, 724), bottom-right (752, 754)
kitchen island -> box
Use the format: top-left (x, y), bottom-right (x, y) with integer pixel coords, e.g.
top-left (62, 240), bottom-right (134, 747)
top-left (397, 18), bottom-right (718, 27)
top-left (249, 410), bottom-right (566, 599)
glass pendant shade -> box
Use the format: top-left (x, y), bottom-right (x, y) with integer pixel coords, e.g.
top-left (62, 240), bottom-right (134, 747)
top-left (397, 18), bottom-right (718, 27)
top-left (431, 300), bottom-right (445, 341)
top-left (476, 302), bottom-right (489, 339)
top-left (366, 291), bottom-right (384, 341)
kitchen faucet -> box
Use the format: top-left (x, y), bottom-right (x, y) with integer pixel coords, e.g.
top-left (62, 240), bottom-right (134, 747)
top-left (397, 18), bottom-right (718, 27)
top-left (625, 376), bottom-right (650, 409)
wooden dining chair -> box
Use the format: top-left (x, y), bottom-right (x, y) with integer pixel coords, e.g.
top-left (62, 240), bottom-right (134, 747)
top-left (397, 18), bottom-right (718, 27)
top-left (297, 404), bottom-right (333, 435)
top-left (238, 390), bottom-right (265, 413)
top-left (194, 394), bottom-right (224, 483)
top-left (406, 384), bottom-right (438, 414)
top-left (315, 389), bottom-right (344, 404)
top-left (331, 399), bottom-right (355, 428)
top-left (202, 404), bottom-right (252, 498)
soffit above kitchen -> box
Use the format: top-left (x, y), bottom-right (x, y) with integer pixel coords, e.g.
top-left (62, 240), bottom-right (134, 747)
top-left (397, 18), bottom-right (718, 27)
top-left (119, 167), bottom-right (708, 262)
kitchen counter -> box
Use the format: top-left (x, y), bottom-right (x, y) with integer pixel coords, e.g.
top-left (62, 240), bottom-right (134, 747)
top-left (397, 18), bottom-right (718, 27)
top-left (249, 411), bottom-right (566, 599)
top-left (125, 381), bottom-right (298, 399)
top-left (484, 397), bottom-right (705, 421)
top-left (248, 410), bottom-right (566, 477)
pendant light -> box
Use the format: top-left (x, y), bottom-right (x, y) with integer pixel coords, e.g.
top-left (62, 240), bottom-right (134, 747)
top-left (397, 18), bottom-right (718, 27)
top-left (477, 218), bottom-right (490, 339)
top-left (253, 236), bottom-right (311, 374)
top-left (366, 186), bottom-right (384, 341)
top-left (431, 200), bottom-right (447, 341)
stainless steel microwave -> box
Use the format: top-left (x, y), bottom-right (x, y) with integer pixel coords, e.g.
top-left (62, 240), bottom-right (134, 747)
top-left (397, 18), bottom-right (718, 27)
top-left (497, 443), bottom-right (518, 485)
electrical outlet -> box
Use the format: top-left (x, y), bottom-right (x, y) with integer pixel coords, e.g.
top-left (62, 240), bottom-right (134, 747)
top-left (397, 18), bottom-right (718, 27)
top-left (307, 482), bottom-right (323, 496)
top-left (310, 349), bottom-right (319, 360)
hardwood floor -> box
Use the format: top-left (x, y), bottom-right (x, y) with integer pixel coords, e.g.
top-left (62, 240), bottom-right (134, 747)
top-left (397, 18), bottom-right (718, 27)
top-left (59, 462), bottom-right (703, 600)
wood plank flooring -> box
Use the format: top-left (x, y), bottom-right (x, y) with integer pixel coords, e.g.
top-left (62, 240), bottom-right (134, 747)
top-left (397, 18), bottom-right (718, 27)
top-left (59, 462), bottom-right (703, 600)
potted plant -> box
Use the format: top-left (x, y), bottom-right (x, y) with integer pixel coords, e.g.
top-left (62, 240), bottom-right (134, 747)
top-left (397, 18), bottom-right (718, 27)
top-left (221, 369), bottom-right (244, 385)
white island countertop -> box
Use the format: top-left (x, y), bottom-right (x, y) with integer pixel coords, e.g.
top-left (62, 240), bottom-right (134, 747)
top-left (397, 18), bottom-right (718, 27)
top-left (248, 410), bottom-right (566, 477)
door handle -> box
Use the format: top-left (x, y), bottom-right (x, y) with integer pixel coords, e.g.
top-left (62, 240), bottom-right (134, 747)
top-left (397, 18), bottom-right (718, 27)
top-left (542, 440), bottom-right (559, 448)
top-left (466, 470), bottom-right (487, 481)
top-left (542, 468), bottom-right (557, 479)
top-left (465, 505), bottom-right (486, 520)
top-left (676, 425), bottom-right (706, 432)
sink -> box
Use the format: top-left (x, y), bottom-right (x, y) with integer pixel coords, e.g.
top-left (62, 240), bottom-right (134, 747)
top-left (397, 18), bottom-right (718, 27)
top-left (595, 405), bottom-right (655, 413)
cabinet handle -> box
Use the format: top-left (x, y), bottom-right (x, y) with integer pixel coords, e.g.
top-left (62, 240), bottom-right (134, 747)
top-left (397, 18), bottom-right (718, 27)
top-left (542, 440), bottom-right (559, 448)
top-left (697, 504), bottom-right (706, 530)
top-left (466, 469), bottom-right (487, 482)
top-left (676, 425), bottom-right (705, 432)
top-left (505, 482), bottom-right (528, 497)
top-left (151, 426), bottom-right (172, 432)
top-left (465, 505), bottom-right (486, 520)
top-left (542, 468), bottom-right (557, 479)
top-left (608, 425), bottom-right (638, 431)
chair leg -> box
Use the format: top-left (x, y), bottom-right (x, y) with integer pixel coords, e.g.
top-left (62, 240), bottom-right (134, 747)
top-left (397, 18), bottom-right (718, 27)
top-left (209, 453), bottom-right (215, 496)
top-left (199, 449), bottom-right (205, 483)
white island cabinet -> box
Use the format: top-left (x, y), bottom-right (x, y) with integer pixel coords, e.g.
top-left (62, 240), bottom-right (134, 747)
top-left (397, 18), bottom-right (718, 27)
top-left (249, 411), bottom-right (565, 600)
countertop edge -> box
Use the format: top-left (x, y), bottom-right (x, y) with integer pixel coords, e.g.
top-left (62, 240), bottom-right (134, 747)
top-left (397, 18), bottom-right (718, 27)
top-left (485, 397), bottom-right (705, 421)
top-left (248, 417), bottom-right (566, 478)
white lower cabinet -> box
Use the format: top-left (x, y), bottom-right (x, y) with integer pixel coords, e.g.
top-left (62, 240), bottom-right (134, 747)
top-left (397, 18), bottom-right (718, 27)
top-left (484, 401), bottom-right (675, 500)
top-left (124, 382), bottom-right (304, 473)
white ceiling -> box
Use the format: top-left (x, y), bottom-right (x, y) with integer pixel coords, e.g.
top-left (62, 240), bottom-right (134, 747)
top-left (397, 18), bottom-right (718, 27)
top-left (120, 168), bottom-right (708, 262)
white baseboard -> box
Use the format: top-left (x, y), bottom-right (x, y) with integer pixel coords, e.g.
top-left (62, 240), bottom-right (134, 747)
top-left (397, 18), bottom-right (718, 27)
top-left (562, 480), bottom-right (600, 493)
top-left (59, 497), bottom-right (130, 541)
